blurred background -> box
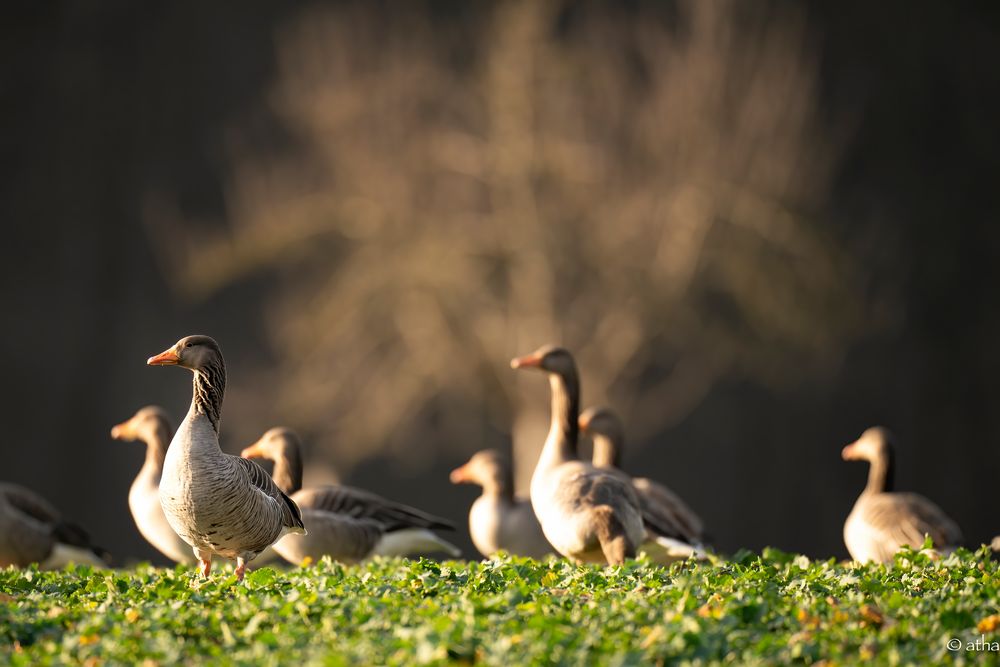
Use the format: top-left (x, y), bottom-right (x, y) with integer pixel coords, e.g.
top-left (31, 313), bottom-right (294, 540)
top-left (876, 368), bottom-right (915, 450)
top-left (2, 0), bottom-right (998, 564)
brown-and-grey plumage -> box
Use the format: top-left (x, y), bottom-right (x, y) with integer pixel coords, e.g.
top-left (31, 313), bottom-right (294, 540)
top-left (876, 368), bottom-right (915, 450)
top-left (0, 482), bottom-right (108, 568)
top-left (111, 406), bottom-right (196, 565)
top-left (842, 426), bottom-right (962, 564)
top-left (511, 345), bottom-right (646, 565)
top-left (450, 449), bottom-right (554, 559)
top-left (148, 335), bottom-right (305, 582)
top-left (580, 406), bottom-right (707, 559)
top-left (241, 427), bottom-right (459, 564)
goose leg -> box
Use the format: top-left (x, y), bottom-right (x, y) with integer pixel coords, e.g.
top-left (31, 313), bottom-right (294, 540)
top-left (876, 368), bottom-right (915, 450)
top-left (235, 556), bottom-right (248, 582)
top-left (194, 548), bottom-right (213, 578)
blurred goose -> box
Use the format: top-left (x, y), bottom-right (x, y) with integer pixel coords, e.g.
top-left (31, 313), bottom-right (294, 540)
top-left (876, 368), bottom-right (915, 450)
top-left (449, 449), bottom-right (554, 559)
top-left (241, 427), bottom-right (460, 564)
top-left (0, 482), bottom-right (108, 568)
top-left (842, 426), bottom-right (962, 563)
top-left (510, 345), bottom-right (647, 565)
top-left (148, 335), bottom-right (305, 581)
top-left (110, 406), bottom-right (196, 565)
top-left (580, 406), bottom-right (707, 548)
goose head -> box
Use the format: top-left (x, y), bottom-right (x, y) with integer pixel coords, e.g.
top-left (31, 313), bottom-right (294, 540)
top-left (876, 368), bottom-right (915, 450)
top-left (510, 345), bottom-right (576, 378)
top-left (843, 426), bottom-right (897, 493)
top-left (841, 426), bottom-right (894, 463)
top-left (241, 427), bottom-right (304, 495)
top-left (240, 427), bottom-right (301, 464)
top-left (147, 335), bottom-right (222, 371)
top-left (578, 406), bottom-right (625, 468)
top-left (450, 449), bottom-right (513, 494)
top-left (510, 345), bottom-right (581, 452)
top-left (110, 406), bottom-right (171, 443)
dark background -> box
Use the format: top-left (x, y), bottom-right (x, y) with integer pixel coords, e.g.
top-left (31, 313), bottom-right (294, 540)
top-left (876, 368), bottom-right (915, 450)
top-left (2, 0), bottom-right (998, 564)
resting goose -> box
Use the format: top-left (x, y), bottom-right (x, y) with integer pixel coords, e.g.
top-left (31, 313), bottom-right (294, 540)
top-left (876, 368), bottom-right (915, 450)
top-left (147, 335), bottom-right (305, 581)
top-left (241, 427), bottom-right (460, 564)
top-left (111, 406), bottom-right (196, 565)
top-left (449, 449), bottom-right (554, 559)
top-left (510, 345), bottom-right (647, 565)
top-left (580, 406), bottom-right (707, 548)
top-left (0, 482), bottom-right (108, 568)
top-left (842, 426), bottom-right (962, 563)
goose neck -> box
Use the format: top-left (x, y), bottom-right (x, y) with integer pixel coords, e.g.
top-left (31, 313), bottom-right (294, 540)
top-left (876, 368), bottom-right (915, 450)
top-left (141, 422), bottom-right (173, 474)
top-left (537, 371), bottom-right (580, 468)
top-left (864, 447), bottom-right (895, 494)
top-left (271, 448), bottom-right (303, 495)
top-left (591, 433), bottom-right (622, 469)
top-left (481, 468), bottom-right (515, 502)
top-left (191, 362), bottom-right (226, 434)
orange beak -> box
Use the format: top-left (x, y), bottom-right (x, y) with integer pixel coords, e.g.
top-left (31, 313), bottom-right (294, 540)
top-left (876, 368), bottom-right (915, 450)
top-left (841, 443), bottom-right (857, 461)
top-left (510, 353), bottom-right (542, 370)
top-left (147, 347), bottom-right (180, 366)
top-left (110, 421), bottom-right (129, 440)
top-left (449, 463), bottom-right (470, 484)
top-left (578, 413), bottom-right (592, 431)
top-left (240, 442), bottom-right (264, 459)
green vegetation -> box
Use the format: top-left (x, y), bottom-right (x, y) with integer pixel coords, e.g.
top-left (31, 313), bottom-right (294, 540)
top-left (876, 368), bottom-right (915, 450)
top-left (2, 547), bottom-right (998, 665)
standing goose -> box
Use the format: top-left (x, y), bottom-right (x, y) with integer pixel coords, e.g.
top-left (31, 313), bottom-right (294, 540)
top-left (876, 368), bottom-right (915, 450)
top-left (0, 482), bottom-right (108, 568)
top-left (449, 449), bottom-right (554, 559)
top-left (110, 406), bottom-right (195, 564)
top-left (580, 406), bottom-right (707, 549)
top-left (842, 426), bottom-right (962, 564)
top-left (147, 335), bottom-right (305, 581)
top-left (241, 427), bottom-right (460, 564)
top-left (510, 345), bottom-right (646, 565)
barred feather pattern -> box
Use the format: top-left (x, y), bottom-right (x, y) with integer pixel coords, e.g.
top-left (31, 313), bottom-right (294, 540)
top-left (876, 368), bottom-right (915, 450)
top-left (292, 486), bottom-right (454, 533)
top-left (160, 412), bottom-right (305, 561)
top-left (192, 362), bottom-right (226, 434)
top-left (159, 346), bottom-right (304, 564)
top-left (245, 429), bottom-right (454, 564)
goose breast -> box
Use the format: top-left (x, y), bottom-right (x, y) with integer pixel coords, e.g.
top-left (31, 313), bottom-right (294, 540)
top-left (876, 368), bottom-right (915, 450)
top-left (160, 418), bottom-right (294, 559)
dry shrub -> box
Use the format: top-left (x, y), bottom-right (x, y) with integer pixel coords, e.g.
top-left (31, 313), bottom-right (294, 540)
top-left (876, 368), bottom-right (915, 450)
top-left (148, 0), bottom-right (862, 480)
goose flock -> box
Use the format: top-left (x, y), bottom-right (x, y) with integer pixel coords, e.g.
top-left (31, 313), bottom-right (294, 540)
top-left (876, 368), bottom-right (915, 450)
top-left (0, 335), bottom-right (986, 581)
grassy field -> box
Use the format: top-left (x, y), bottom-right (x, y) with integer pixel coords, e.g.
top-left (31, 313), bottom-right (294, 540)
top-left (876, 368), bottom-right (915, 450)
top-left (2, 547), bottom-right (999, 665)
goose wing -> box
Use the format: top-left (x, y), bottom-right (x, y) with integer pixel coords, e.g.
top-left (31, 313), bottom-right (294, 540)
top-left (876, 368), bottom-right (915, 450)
top-left (231, 456), bottom-right (305, 533)
top-left (632, 477), bottom-right (705, 543)
top-left (292, 485), bottom-right (454, 532)
top-left (0, 483), bottom-right (60, 524)
top-left (591, 469), bottom-right (697, 546)
top-left (858, 492), bottom-right (962, 553)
